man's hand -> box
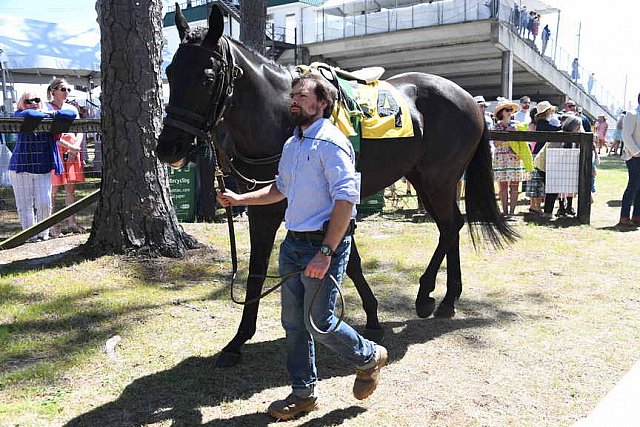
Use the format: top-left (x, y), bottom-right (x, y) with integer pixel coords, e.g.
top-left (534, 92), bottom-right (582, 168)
top-left (216, 189), bottom-right (242, 207)
top-left (304, 252), bottom-right (331, 279)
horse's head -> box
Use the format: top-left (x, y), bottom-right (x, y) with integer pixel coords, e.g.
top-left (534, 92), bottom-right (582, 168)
top-left (157, 3), bottom-right (240, 168)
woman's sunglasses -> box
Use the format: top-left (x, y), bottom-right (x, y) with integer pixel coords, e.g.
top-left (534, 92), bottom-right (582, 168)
top-left (25, 98), bottom-right (41, 105)
top-left (57, 87), bottom-right (72, 93)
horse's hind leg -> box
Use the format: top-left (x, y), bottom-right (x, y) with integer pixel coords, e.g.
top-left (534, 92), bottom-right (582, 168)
top-left (434, 233), bottom-right (462, 318)
top-left (346, 237), bottom-right (384, 342)
top-left (412, 177), bottom-right (464, 318)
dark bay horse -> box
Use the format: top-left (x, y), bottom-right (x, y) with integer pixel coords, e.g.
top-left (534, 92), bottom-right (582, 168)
top-left (157, 5), bottom-right (516, 367)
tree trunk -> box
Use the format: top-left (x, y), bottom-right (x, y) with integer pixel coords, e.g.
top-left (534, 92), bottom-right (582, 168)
top-left (240, 0), bottom-right (267, 54)
top-left (89, 0), bottom-right (196, 257)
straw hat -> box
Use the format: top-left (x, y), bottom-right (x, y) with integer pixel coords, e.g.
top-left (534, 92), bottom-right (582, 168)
top-left (535, 100), bottom-right (556, 115)
top-left (473, 95), bottom-right (490, 107)
top-left (494, 97), bottom-right (519, 117)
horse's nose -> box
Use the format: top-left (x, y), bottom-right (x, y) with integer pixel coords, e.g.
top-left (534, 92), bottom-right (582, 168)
top-left (156, 128), bottom-right (181, 163)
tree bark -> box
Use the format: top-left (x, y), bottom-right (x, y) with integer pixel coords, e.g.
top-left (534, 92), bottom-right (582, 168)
top-left (240, 0), bottom-right (267, 55)
top-left (89, 0), bottom-right (196, 257)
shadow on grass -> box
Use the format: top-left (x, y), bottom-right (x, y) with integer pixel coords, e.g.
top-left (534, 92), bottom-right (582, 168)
top-left (63, 306), bottom-right (505, 426)
top-left (0, 245), bottom-right (91, 277)
top-left (521, 213), bottom-right (583, 228)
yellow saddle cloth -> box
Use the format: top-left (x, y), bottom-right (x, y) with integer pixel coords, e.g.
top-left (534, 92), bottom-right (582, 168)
top-left (296, 64), bottom-right (414, 142)
top-left (332, 79), bottom-right (414, 140)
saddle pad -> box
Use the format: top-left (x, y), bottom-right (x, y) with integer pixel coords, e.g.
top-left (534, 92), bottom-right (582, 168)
top-left (350, 80), bottom-right (414, 140)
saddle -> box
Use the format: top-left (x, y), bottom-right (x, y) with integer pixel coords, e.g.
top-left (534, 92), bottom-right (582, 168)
top-left (296, 63), bottom-right (414, 151)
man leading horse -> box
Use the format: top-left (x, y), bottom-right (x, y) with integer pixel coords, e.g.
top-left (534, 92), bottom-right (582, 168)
top-left (217, 71), bottom-right (387, 421)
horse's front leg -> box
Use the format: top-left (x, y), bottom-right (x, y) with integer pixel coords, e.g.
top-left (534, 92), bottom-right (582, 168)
top-left (346, 237), bottom-right (383, 342)
top-left (216, 203), bottom-right (284, 368)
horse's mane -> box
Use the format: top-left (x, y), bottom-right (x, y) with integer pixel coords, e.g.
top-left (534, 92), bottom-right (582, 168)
top-left (182, 27), bottom-right (288, 72)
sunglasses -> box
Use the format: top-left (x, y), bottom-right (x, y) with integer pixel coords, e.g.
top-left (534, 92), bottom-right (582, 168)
top-left (25, 98), bottom-right (41, 104)
top-left (57, 87), bottom-right (72, 93)
top-left (565, 104), bottom-right (576, 108)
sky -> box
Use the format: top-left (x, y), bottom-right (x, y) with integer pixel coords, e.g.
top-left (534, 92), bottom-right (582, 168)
top-left (1, 0), bottom-right (638, 111)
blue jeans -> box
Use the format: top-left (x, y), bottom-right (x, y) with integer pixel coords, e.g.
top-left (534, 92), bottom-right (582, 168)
top-left (278, 233), bottom-right (377, 398)
top-left (621, 157), bottom-right (640, 218)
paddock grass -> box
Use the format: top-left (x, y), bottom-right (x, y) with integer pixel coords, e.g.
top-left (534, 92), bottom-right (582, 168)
top-left (0, 155), bottom-right (638, 426)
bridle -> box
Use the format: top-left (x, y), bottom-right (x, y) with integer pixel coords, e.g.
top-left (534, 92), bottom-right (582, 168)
top-left (163, 36), bottom-right (241, 144)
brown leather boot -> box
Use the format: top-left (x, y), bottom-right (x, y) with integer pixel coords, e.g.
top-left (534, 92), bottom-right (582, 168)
top-left (267, 393), bottom-right (318, 421)
top-left (632, 216), bottom-right (640, 225)
top-left (353, 345), bottom-right (388, 400)
top-left (618, 217), bottom-right (633, 226)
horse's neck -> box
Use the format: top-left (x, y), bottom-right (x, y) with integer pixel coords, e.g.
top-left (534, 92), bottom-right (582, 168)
top-left (224, 42), bottom-right (293, 158)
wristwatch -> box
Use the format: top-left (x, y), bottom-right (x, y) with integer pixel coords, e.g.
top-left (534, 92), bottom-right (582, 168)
top-left (319, 244), bottom-right (335, 257)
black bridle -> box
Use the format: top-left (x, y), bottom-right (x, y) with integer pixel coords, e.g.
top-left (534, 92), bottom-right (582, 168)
top-left (163, 36), bottom-right (240, 143)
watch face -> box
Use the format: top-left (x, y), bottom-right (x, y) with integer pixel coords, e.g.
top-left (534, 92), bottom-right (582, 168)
top-left (320, 245), bottom-right (333, 256)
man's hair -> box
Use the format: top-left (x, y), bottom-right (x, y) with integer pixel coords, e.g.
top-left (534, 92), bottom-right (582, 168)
top-left (519, 96), bottom-right (531, 103)
top-left (562, 115), bottom-right (583, 132)
top-left (292, 72), bottom-right (337, 118)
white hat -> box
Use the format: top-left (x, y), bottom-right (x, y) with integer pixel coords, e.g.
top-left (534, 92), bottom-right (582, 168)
top-left (535, 100), bottom-right (556, 115)
top-left (494, 97), bottom-right (519, 117)
top-left (473, 95), bottom-right (490, 107)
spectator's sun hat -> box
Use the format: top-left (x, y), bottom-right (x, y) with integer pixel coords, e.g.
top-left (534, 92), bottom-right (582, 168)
top-left (473, 95), bottom-right (490, 107)
top-left (494, 97), bottom-right (519, 117)
top-left (535, 100), bottom-right (555, 115)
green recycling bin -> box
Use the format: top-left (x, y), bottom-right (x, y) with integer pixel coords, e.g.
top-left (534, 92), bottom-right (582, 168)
top-left (357, 190), bottom-right (385, 215)
top-left (167, 162), bottom-right (197, 222)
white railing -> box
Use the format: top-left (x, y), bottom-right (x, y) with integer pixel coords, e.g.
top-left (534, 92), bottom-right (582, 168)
top-left (301, 0), bottom-right (621, 112)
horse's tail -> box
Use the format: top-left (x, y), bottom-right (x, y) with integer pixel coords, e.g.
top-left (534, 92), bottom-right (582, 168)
top-left (464, 124), bottom-right (519, 249)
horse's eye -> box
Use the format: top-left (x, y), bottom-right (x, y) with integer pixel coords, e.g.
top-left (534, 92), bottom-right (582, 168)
top-left (204, 69), bottom-right (216, 80)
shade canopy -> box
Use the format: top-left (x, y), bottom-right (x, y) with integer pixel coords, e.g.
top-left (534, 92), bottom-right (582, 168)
top-left (0, 15), bottom-right (100, 86)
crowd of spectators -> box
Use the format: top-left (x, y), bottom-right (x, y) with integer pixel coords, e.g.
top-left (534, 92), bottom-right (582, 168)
top-left (1, 77), bottom-right (102, 241)
top-left (474, 92), bottom-right (640, 227)
top-left (475, 95), bottom-right (605, 221)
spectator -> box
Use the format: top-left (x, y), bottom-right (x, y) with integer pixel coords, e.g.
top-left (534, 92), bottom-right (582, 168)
top-left (45, 77), bottom-right (84, 236)
top-left (519, 6), bottom-right (529, 37)
top-left (531, 12), bottom-right (540, 42)
top-left (542, 114), bottom-right (582, 218)
top-left (7, 92), bottom-right (67, 241)
top-left (525, 107), bottom-right (546, 214)
top-left (609, 111), bottom-right (626, 156)
top-left (531, 101), bottom-right (561, 218)
top-left (571, 58), bottom-right (580, 82)
top-left (618, 93), bottom-right (640, 226)
top-left (473, 95), bottom-right (493, 129)
top-left (541, 24), bottom-right (551, 56)
top-left (563, 100), bottom-right (591, 132)
top-left (594, 115), bottom-right (608, 154)
top-left (514, 96), bottom-right (532, 124)
top-left (512, 3), bottom-right (520, 31)
top-left (492, 98), bottom-right (532, 217)
top-left (588, 73), bottom-right (595, 95)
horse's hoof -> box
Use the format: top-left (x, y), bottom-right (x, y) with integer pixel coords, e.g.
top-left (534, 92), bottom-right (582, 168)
top-left (415, 297), bottom-right (436, 318)
top-left (363, 327), bottom-right (385, 343)
top-left (215, 350), bottom-right (242, 368)
top-left (434, 304), bottom-right (456, 318)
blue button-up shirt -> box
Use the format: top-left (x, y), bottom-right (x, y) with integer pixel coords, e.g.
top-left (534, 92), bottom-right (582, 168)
top-left (275, 118), bottom-right (360, 232)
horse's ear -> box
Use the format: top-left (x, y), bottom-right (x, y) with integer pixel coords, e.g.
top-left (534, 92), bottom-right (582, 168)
top-left (202, 5), bottom-right (224, 47)
top-left (174, 2), bottom-right (190, 41)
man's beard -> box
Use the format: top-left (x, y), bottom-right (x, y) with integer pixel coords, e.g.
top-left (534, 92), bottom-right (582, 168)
top-left (290, 109), bottom-right (317, 127)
